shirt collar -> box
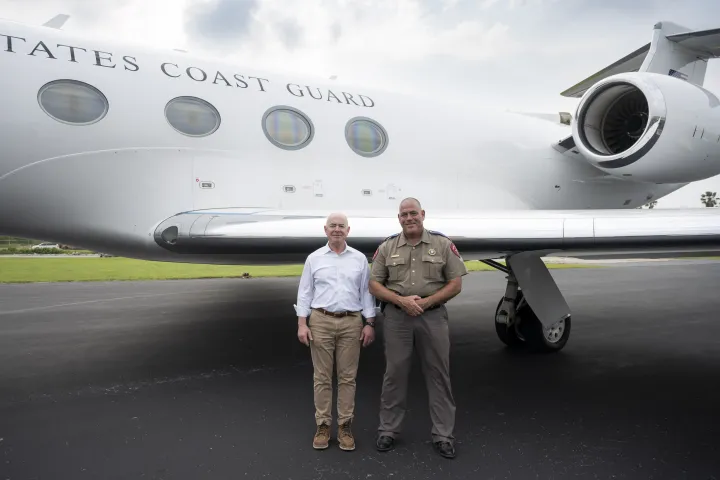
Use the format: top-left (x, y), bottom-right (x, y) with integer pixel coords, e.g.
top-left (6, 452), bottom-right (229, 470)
top-left (324, 242), bottom-right (349, 254)
top-left (397, 229), bottom-right (431, 247)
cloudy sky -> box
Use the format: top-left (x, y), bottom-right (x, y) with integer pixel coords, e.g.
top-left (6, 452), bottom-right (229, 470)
top-left (2, 0), bottom-right (719, 208)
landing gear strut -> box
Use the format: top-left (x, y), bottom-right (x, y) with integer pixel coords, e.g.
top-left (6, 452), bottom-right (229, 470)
top-left (484, 258), bottom-right (572, 353)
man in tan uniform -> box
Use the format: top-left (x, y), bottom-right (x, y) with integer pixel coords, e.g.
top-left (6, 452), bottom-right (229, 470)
top-left (369, 197), bottom-right (468, 459)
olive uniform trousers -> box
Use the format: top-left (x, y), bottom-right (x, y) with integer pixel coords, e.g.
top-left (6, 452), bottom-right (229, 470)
top-left (377, 303), bottom-right (456, 443)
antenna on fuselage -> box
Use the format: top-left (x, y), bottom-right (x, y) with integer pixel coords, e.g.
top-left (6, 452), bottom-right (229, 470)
top-left (43, 14), bottom-right (70, 29)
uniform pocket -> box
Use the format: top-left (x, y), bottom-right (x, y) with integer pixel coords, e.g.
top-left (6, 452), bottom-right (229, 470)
top-left (387, 256), bottom-right (406, 282)
top-left (421, 254), bottom-right (445, 280)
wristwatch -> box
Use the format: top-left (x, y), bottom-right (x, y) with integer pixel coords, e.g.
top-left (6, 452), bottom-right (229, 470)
top-left (365, 320), bottom-right (375, 328)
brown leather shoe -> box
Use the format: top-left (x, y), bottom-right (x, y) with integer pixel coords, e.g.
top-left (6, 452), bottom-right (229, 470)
top-left (337, 421), bottom-right (355, 451)
top-left (313, 423), bottom-right (330, 450)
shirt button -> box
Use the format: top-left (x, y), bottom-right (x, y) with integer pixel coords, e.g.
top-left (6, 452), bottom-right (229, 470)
top-left (412, 270), bottom-right (415, 273)
top-left (412, 282), bottom-right (415, 285)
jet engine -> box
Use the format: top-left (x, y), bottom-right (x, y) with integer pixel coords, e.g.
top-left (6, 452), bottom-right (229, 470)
top-left (571, 72), bottom-right (720, 184)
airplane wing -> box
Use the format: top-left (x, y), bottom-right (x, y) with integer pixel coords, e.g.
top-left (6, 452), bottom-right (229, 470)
top-left (150, 206), bottom-right (720, 352)
top-left (560, 43), bottom-right (650, 98)
top-left (153, 207), bottom-right (720, 264)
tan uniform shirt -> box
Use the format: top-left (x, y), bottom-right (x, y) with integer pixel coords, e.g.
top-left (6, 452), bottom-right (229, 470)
top-left (370, 229), bottom-right (468, 298)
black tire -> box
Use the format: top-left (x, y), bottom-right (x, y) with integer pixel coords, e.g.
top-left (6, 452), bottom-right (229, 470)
top-left (516, 300), bottom-right (571, 353)
top-left (494, 296), bottom-right (524, 348)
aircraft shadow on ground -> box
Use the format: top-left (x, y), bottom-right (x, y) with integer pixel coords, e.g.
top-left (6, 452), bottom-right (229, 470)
top-left (1, 278), bottom-right (719, 479)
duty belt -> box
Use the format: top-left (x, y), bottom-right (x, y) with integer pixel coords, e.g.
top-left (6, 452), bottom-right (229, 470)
top-left (380, 291), bottom-right (443, 312)
top-left (393, 302), bottom-right (442, 311)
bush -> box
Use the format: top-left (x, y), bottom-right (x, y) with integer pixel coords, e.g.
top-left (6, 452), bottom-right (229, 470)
top-left (0, 247), bottom-right (65, 255)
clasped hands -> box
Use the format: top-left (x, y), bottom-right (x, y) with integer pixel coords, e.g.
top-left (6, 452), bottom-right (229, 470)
top-left (397, 295), bottom-right (431, 316)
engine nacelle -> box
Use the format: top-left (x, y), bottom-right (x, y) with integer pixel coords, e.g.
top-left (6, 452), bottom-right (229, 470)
top-left (572, 72), bottom-right (720, 184)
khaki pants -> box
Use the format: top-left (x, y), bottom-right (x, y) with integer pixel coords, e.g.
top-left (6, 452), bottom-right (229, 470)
top-left (377, 304), bottom-right (456, 444)
top-left (308, 309), bottom-right (364, 426)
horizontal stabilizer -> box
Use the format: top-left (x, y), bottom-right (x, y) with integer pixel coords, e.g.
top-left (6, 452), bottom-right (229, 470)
top-left (667, 27), bottom-right (720, 57)
top-left (561, 22), bottom-right (720, 98)
top-left (43, 14), bottom-right (70, 29)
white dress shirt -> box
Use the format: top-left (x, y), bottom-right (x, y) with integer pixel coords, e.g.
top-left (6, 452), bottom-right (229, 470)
top-left (294, 243), bottom-right (376, 319)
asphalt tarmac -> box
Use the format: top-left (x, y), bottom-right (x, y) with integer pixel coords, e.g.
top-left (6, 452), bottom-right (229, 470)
top-left (1, 262), bottom-right (719, 479)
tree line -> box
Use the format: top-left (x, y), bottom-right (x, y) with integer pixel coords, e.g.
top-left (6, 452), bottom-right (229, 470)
top-left (641, 191), bottom-right (719, 209)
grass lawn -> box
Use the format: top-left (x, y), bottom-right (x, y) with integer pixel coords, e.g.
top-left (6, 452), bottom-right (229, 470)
top-left (0, 257), bottom-right (602, 284)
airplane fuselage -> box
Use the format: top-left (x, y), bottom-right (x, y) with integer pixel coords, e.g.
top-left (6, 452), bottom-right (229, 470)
top-left (0, 21), bottom-right (699, 260)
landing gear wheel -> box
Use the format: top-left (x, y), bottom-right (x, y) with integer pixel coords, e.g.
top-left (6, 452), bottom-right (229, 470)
top-left (494, 296), bottom-right (523, 348)
top-left (516, 298), bottom-right (571, 353)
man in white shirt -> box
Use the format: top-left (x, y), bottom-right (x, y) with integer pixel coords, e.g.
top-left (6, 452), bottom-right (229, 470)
top-left (295, 212), bottom-right (377, 451)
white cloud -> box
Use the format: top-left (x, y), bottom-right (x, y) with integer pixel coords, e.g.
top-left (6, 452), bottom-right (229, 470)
top-left (0, 0), bottom-right (191, 50)
top-left (442, 0), bottom-right (461, 11)
top-left (188, 0), bottom-right (515, 79)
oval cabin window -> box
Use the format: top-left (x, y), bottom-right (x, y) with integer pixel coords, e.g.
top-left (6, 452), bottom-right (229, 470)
top-left (345, 117), bottom-right (388, 157)
top-left (38, 80), bottom-right (109, 125)
top-left (165, 96), bottom-right (221, 137)
top-left (262, 106), bottom-right (314, 150)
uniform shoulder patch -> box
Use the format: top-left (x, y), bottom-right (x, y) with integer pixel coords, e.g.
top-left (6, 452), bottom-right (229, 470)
top-left (427, 230), bottom-right (449, 239)
top-left (450, 242), bottom-right (462, 258)
top-left (373, 232), bottom-right (399, 260)
top-left (381, 232), bottom-right (400, 245)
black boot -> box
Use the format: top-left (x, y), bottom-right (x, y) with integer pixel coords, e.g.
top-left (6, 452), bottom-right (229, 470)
top-left (376, 435), bottom-right (394, 452)
top-left (433, 441), bottom-right (456, 459)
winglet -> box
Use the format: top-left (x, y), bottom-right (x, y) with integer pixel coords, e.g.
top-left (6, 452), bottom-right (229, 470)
top-left (43, 14), bottom-right (70, 29)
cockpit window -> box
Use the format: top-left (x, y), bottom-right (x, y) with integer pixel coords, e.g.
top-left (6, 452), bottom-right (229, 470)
top-left (345, 117), bottom-right (388, 157)
top-left (38, 80), bottom-right (109, 125)
top-left (262, 106), bottom-right (314, 150)
top-left (165, 96), bottom-right (221, 137)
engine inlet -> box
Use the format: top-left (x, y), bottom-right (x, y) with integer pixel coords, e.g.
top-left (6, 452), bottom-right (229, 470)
top-left (577, 83), bottom-right (649, 156)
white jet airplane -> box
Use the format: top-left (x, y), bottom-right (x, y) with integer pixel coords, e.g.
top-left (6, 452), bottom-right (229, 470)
top-left (1, 15), bottom-right (720, 353)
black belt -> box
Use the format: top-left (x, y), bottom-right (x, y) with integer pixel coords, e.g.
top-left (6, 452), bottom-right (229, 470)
top-left (393, 302), bottom-right (441, 311)
top-left (382, 291), bottom-right (443, 312)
